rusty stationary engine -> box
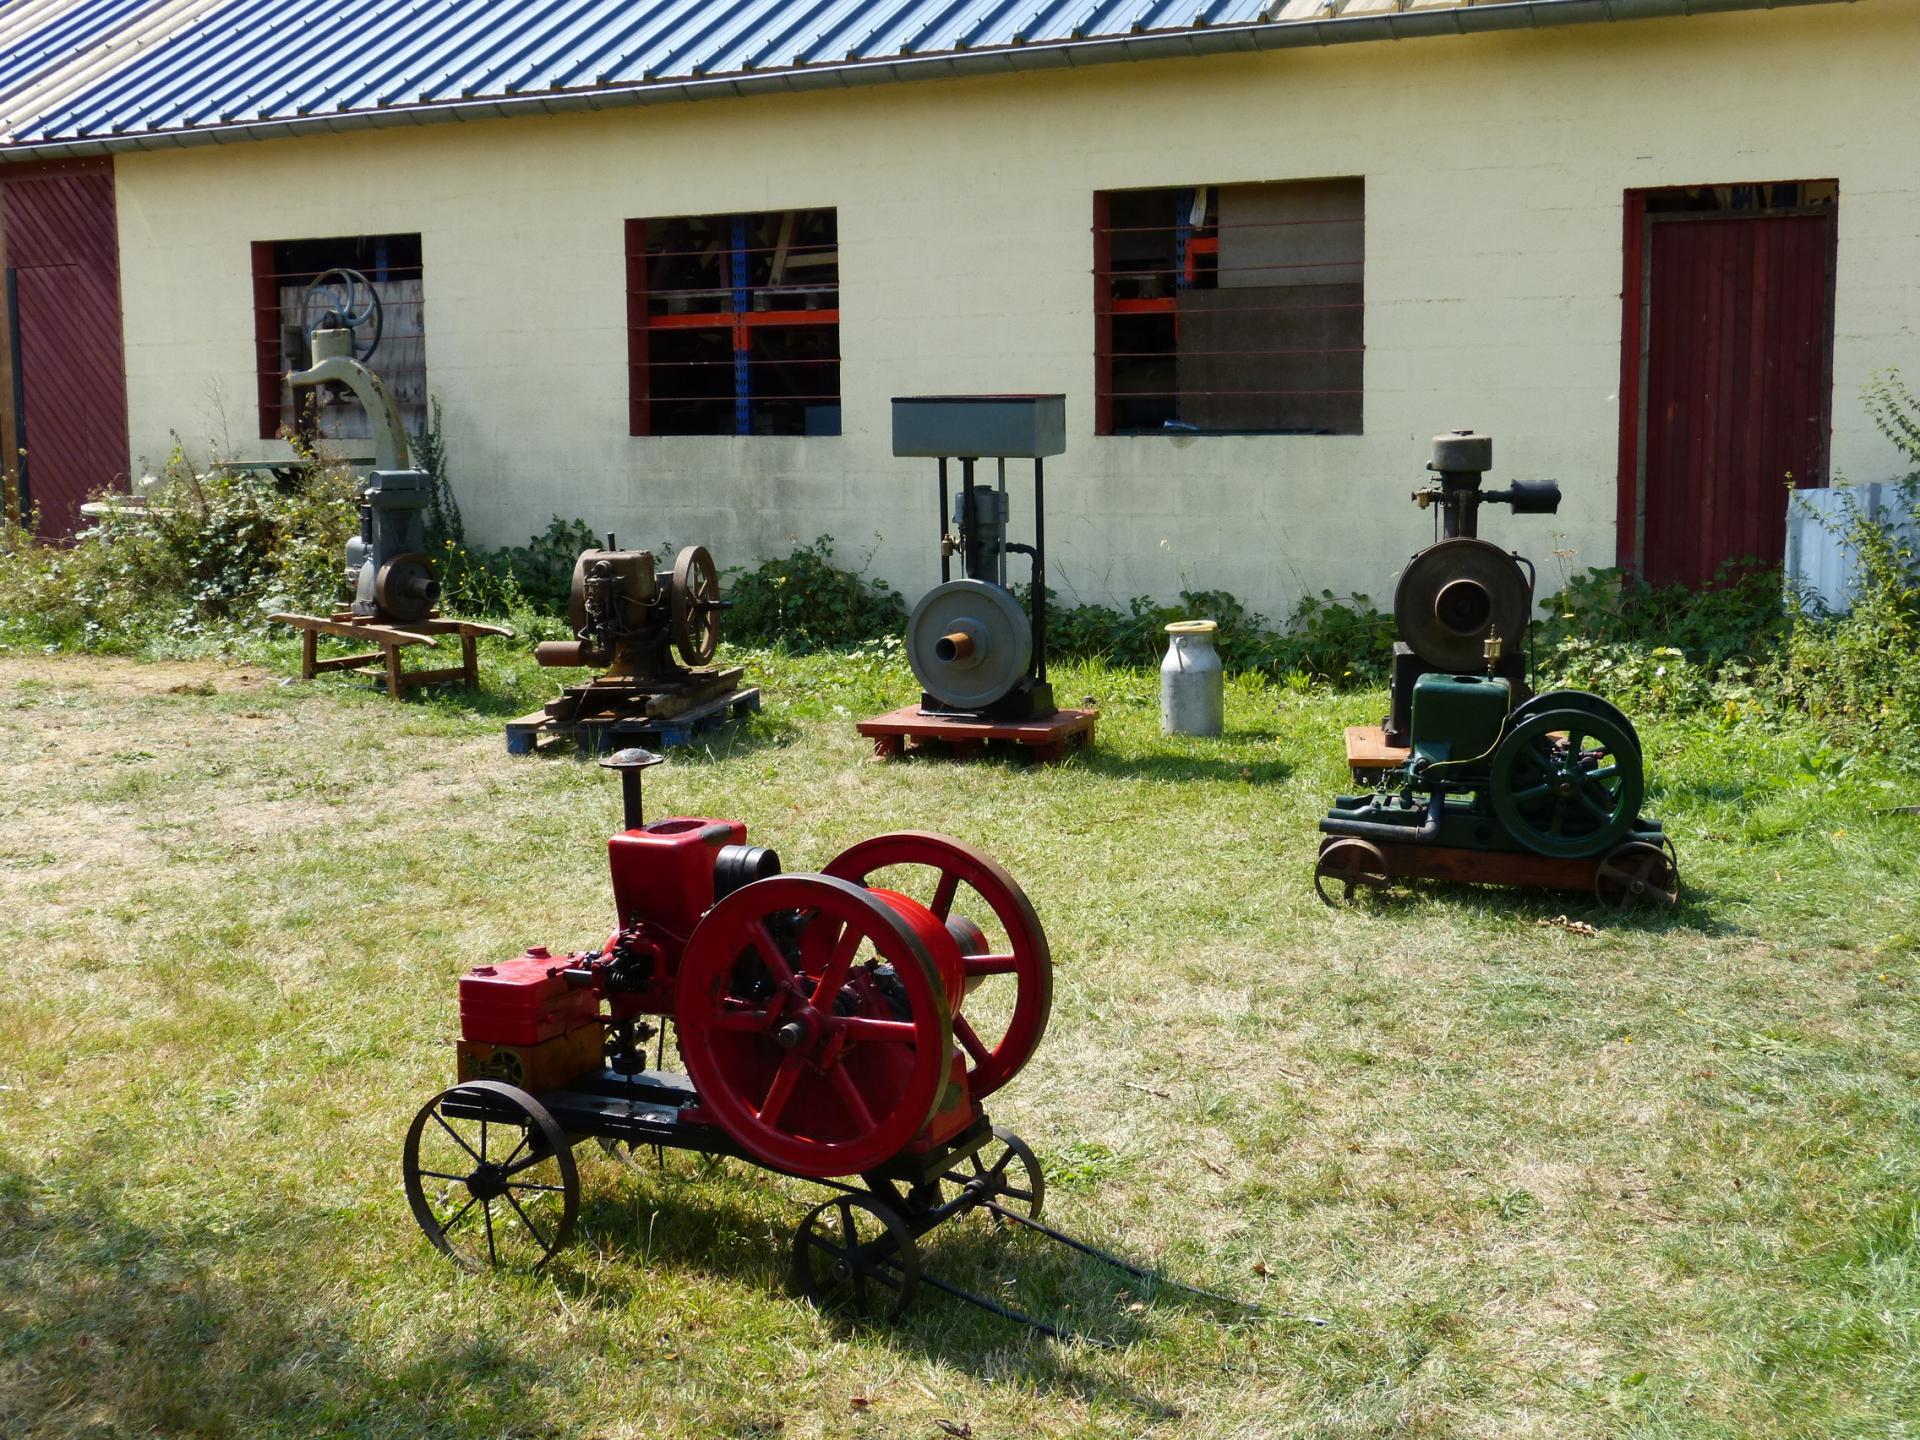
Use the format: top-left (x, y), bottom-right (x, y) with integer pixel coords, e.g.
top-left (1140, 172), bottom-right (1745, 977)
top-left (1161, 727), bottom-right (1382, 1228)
top-left (506, 540), bottom-right (760, 753)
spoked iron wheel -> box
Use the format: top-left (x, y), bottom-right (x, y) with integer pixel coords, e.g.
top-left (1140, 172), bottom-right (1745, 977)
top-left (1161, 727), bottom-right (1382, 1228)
top-left (823, 832), bottom-right (1052, 1100)
top-left (1593, 839), bottom-right (1682, 911)
top-left (944, 1126), bottom-right (1045, 1224)
top-left (1314, 837), bottom-right (1392, 906)
top-left (671, 545), bottom-right (724, 667)
top-left (675, 874), bottom-right (953, 1178)
top-left (403, 1080), bottom-right (579, 1271)
top-left (790, 1192), bottom-right (922, 1321)
top-left (1490, 708), bottom-right (1645, 860)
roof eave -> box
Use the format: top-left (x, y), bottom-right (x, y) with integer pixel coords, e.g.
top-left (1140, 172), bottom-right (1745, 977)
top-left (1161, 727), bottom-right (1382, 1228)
top-left (0, 0), bottom-right (1859, 161)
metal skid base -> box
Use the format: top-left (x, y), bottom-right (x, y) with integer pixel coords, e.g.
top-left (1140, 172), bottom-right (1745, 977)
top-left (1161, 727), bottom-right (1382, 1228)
top-left (1314, 826), bottom-right (1681, 909)
top-left (857, 704), bottom-right (1097, 764)
top-left (507, 676), bottom-right (760, 755)
top-left (407, 1066), bottom-right (1235, 1339)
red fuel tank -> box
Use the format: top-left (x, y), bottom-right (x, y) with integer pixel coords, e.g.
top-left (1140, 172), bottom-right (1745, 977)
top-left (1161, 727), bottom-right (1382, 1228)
top-left (458, 947), bottom-right (600, 1046)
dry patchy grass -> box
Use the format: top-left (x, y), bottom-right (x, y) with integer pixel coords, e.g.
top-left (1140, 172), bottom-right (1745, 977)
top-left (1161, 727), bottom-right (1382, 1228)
top-left (1, 649), bottom-right (1916, 1439)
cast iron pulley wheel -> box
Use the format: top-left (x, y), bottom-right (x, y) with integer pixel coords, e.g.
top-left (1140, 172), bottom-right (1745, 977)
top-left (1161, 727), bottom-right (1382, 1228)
top-left (671, 545), bottom-right (723, 667)
top-left (1490, 708), bottom-right (1644, 860)
top-left (675, 874), bottom-right (953, 1178)
top-left (789, 1192), bottom-right (922, 1320)
top-left (1593, 839), bottom-right (1682, 911)
top-left (1314, 837), bottom-right (1393, 906)
top-left (907, 578), bottom-right (1033, 711)
top-left (822, 832), bottom-right (1051, 1101)
top-left (1508, 689), bottom-right (1641, 759)
top-left (402, 1080), bottom-right (580, 1271)
top-left (943, 1126), bottom-right (1044, 1223)
top-left (302, 267), bottom-right (384, 361)
top-left (375, 550), bottom-right (441, 624)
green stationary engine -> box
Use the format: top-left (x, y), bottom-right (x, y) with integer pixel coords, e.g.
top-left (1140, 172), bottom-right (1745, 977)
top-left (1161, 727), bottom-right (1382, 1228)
top-left (1315, 433), bottom-right (1678, 909)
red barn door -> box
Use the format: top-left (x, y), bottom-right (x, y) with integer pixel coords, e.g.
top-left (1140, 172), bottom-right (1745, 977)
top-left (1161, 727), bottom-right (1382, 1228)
top-left (1, 158), bottom-right (129, 539)
top-left (1620, 185), bottom-right (1837, 589)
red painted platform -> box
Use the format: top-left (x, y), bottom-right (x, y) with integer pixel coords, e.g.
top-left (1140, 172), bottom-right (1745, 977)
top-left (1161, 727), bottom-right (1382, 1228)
top-left (857, 705), bottom-right (1097, 763)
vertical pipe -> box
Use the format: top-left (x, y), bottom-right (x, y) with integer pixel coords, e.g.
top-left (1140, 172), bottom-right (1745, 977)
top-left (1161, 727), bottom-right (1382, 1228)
top-left (1032, 458), bottom-right (1048, 682)
top-left (960, 457), bottom-right (976, 580)
top-left (996, 456), bottom-right (1007, 588)
top-left (938, 456), bottom-right (950, 584)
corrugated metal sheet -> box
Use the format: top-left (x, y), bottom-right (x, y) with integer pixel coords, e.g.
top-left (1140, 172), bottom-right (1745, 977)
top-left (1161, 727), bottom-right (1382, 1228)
top-left (1639, 211), bottom-right (1835, 588)
top-left (1, 0), bottom-right (229, 143)
top-left (1, 0), bottom-right (1856, 155)
top-left (1, 159), bottom-right (129, 536)
top-left (1785, 483), bottom-right (1920, 614)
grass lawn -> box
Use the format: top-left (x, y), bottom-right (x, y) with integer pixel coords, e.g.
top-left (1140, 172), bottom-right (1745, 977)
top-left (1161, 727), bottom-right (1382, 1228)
top-left (1, 638), bottom-right (1916, 1438)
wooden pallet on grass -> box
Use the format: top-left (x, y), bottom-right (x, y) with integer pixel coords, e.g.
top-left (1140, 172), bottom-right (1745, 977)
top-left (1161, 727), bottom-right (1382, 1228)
top-left (507, 686), bottom-right (761, 756)
top-left (856, 704), bottom-right (1097, 764)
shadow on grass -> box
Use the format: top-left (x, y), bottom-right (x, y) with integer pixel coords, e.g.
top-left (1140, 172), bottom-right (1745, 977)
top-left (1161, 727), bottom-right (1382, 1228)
top-left (567, 1158), bottom-right (1223, 1417)
top-left (0, 1160), bottom-right (564, 1438)
top-left (1061, 728), bottom-right (1295, 785)
top-left (1332, 871), bottom-right (1737, 935)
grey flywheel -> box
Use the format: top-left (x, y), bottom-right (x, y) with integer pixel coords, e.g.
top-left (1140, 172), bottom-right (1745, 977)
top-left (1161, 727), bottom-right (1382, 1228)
top-left (907, 579), bottom-right (1032, 711)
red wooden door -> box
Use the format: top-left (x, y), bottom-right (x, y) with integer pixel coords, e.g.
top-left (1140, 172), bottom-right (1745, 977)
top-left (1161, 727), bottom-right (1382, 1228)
top-left (2, 161), bottom-right (128, 539)
top-left (1634, 210), bottom-right (1834, 589)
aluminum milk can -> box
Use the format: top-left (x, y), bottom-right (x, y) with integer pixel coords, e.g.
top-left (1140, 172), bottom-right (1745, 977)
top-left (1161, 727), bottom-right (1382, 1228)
top-left (1160, 620), bottom-right (1224, 737)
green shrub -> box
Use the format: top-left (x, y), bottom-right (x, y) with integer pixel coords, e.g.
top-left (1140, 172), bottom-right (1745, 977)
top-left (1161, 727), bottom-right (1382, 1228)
top-left (0, 446), bottom-right (356, 650)
top-left (1030, 583), bottom-right (1389, 683)
top-left (723, 536), bottom-right (908, 651)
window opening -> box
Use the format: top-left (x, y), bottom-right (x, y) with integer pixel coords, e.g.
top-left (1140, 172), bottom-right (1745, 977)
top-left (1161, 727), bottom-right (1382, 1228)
top-left (251, 233), bottom-right (424, 443)
top-left (1094, 179), bottom-right (1363, 435)
top-left (626, 208), bottom-right (840, 437)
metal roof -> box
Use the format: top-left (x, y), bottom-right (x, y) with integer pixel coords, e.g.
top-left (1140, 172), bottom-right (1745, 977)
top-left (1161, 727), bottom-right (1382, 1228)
top-left (1, 0), bottom-right (1859, 157)
top-left (1, 0), bottom-right (227, 144)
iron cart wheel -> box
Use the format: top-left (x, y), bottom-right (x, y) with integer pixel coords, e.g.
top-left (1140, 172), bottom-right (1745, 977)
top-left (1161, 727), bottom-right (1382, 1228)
top-left (790, 1192), bottom-right (922, 1321)
top-left (1314, 837), bottom-right (1393, 906)
top-left (1593, 839), bottom-right (1682, 911)
top-left (1489, 708), bottom-right (1645, 860)
top-left (403, 1080), bottom-right (580, 1271)
top-left (944, 1126), bottom-right (1045, 1225)
top-left (822, 832), bottom-right (1052, 1101)
top-left (670, 545), bottom-right (723, 667)
top-left (1508, 688), bottom-right (1642, 759)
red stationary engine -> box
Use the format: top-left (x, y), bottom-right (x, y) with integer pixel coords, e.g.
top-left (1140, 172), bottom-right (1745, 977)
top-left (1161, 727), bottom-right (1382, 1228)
top-left (451, 748), bottom-right (1052, 1179)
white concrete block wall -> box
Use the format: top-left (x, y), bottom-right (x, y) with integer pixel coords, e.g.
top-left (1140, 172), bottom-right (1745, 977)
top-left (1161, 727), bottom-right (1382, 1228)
top-left (112, 1), bottom-right (1920, 618)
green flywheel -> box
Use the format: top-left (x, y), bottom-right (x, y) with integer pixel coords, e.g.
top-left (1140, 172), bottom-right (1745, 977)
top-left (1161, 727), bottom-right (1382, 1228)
top-left (1489, 708), bottom-right (1644, 859)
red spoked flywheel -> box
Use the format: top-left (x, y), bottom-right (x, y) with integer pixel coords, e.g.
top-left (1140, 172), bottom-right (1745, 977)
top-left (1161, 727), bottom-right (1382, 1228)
top-left (675, 874), bottom-right (953, 1178)
top-left (823, 832), bottom-right (1052, 1100)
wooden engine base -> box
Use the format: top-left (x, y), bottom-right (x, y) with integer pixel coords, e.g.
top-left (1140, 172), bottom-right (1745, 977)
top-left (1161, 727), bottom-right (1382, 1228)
top-left (857, 704), bottom-right (1097, 764)
top-left (507, 668), bottom-right (760, 755)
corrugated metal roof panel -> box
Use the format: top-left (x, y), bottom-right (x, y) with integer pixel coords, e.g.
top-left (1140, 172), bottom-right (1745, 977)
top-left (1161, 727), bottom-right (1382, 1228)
top-left (1, 0), bottom-right (229, 143)
top-left (1, 0), bottom-right (1862, 155)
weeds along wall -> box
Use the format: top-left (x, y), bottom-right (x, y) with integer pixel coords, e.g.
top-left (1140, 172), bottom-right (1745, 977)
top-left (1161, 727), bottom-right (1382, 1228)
top-left (110, 2), bottom-right (1920, 619)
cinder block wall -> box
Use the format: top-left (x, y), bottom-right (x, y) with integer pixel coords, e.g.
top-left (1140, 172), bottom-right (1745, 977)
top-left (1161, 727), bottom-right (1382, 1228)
top-left (113, 1), bottom-right (1920, 617)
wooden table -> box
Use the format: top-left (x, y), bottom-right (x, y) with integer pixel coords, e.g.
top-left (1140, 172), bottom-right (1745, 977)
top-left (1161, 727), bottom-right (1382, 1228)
top-left (270, 611), bottom-right (515, 697)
